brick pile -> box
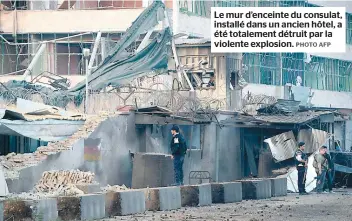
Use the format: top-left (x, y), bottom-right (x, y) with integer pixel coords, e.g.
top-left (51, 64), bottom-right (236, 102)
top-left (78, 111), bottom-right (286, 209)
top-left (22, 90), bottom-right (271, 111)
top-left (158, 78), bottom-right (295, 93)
top-left (34, 170), bottom-right (95, 195)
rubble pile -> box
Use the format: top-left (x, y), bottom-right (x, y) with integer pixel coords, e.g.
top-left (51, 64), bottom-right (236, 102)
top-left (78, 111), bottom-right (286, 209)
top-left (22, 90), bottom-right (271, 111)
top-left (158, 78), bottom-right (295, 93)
top-left (0, 112), bottom-right (115, 179)
top-left (34, 170), bottom-right (95, 196)
top-left (102, 184), bottom-right (129, 192)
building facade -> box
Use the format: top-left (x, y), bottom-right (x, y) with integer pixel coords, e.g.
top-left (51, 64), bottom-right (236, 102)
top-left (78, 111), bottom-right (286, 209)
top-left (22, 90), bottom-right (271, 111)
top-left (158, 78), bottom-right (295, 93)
top-left (0, 0), bottom-right (351, 150)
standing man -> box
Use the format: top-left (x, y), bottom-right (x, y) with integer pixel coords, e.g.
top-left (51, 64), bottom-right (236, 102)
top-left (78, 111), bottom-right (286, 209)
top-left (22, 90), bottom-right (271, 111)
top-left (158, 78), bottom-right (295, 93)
top-left (322, 146), bottom-right (334, 193)
top-left (294, 142), bottom-right (308, 195)
top-left (170, 125), bottom-right (187, 186)
top-left (314, 146), bottom-right (328, 194)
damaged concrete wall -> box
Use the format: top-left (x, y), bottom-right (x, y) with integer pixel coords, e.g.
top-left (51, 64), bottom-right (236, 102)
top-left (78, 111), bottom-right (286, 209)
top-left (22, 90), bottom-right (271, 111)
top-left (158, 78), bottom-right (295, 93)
top-left (87, 113), bottom-right (140, 187)
top-left (141, 122), bottom-right (242, 185)
top-left (216, 126), bottom-right (241, 182)
top-left (8, 112), bottom-right (242, 193)
top-left (8, 113), bottom-right (141, 193)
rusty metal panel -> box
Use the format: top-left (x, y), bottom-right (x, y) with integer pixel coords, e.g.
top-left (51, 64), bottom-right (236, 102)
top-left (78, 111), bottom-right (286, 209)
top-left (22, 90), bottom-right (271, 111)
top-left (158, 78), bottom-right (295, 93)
top-left (298, 129), bottom-right (329, 153)
top-left (264, 131), bottom-right (297, 162)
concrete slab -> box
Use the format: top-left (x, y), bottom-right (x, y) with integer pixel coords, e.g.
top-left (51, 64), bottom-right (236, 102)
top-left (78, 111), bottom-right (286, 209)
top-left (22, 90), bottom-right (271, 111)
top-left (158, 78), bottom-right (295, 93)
top-left (132, 153), bottom-right (174, 189)
top-left (240, 179), bottom-right (272, 200)
top-left (105, 190), bottom-right (145, 216)
top-left (270, 177), bottom-right (287, 197)
top-left (145, 187), bottom-right (181, 211)
top-left (5, 178), bottom-right (19, 194)
top-left (211, 182), bottom-right (242, 204)
top-left (30, 198), bottom-right (58, 221)
top-left (80, 194), bottom-right (105, 220)
top-left (57, 196), bottom-right (81, 221)
top-left (0, 202), bottom-right (3, 221)
top-left (76, 184), bottom-right (101, 194)
top-left (3, 199), bottom-right (32, 220)
top-left (180, 184), bottom-right (212, 207)
top-left (0, 167), bottom-right (8, 197)
top-left (3, 198), bottom-right (58, 221)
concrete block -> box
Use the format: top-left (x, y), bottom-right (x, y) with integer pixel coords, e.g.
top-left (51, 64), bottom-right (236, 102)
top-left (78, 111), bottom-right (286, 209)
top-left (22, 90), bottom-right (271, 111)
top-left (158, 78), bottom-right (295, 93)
top-left (3, 199), bottom-right (32, 220)
top-left (30, 198), bottom-right (58, 221)
top-left (270, 177), bottom-right (287, 197)
top-left (240, 179), bottom-right (271, 200)
top-left (105, 190), bottom-right (145, 216)
top-left (132, 153), bottom-right (174, 188)
top-left (180, 184), bottom-right (212, 207)
top-left (3, 198), bottom-right (57, 221)
top-left (6, 178), bottom-right (20, 194)
top-left (76, 184), bottom-right (101, 194)
top-left (145, 187), bottom-right (181, 211)
top-left (0, 167), bottom-right (8, 197)
top-left (57, 196), bottom-right (81, 221)
top-left (211, 182), bottom-right (242, 204)
top-left (80, 194), bottom-right (105, 220)
top-left (0, 202), bottom-right (3, 221)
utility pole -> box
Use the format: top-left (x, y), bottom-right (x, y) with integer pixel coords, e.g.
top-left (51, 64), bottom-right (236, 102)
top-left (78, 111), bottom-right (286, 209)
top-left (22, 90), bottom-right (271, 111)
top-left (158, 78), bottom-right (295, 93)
top-left (83, 48), bottom-right (90, 114)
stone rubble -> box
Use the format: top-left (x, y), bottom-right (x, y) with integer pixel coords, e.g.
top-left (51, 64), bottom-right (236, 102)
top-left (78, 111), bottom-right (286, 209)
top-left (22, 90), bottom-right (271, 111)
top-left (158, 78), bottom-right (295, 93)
top-left (0, 112), bottom-right (117, 179)
top-left (102, 184), bottom-right (129, 192)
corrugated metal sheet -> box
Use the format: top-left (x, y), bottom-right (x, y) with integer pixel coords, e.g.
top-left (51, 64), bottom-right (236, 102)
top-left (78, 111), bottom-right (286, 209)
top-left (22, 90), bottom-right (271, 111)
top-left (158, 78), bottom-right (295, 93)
top-left (254, 111), bottom-right (333, 124)
top-left (174, 38), bottom-right (211, 45)
top-left (0, 98), bottom-right (86, 121)
top-left (0, 119), bottom-right (85, 141)
top-left (1, 108), bottom-right (86, 121)
top-left (264, 131), bottom-right (297, 162)
top-left (287, 151), bottom-right (318, 193)
top-left (298, 129), bottom-right (329, 153)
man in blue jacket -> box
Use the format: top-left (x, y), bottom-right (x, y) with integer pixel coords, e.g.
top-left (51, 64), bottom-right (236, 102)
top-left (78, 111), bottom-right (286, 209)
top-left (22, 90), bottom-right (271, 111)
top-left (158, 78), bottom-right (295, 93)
top-left (170, 125), bottom-right (187, 186)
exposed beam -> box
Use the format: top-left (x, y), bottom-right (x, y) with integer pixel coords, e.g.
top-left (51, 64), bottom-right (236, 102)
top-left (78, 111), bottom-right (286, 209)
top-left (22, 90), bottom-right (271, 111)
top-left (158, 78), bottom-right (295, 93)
top-left (135, 114), bottom-right (194, 125)
top-left (136, 29), bottom-right (154, 53)
top-left (23, 43), bottom-right (46, 80)
top-left (88, 31), bottom-right (102, 74)
top-left (220, 123), bottom-right (295, 129)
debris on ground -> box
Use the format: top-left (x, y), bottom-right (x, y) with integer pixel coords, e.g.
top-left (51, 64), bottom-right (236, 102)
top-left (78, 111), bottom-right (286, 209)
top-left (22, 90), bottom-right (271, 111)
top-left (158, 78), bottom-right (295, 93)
top-left (0, 113), bottom-right (116, 179)
top-left (102, 184), bottom-right (129, 192)
top-left (34, 170), bottom-right (95, 196)
top-left (272, 168), bottom-right (290, 177)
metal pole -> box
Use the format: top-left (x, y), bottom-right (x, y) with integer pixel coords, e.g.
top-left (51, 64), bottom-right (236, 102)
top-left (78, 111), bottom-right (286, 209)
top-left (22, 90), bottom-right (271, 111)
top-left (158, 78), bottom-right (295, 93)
top-left (85, 57), bottom-right (89, 114)
top-left (164, 9), bottom-right (183, 86)
top-left (23, 43), bottom-right (47, 80)
top-left (83, 48), bottom-right (90, 114)
top-left (136, 29), bottom-right (153, 53)
top-left (88, 32), bottom-right (102, 72)
top-left (101, 37), bottom-right (107, 61)
top-left (172, 0), bottom-right (179, 35)
top-left (182, 69), bottom-right (194, 91)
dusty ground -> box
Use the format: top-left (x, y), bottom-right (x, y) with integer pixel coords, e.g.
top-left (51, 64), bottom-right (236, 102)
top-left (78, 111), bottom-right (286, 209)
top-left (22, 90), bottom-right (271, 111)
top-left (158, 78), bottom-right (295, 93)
top-left (103, 191), bottom-right (352, 221)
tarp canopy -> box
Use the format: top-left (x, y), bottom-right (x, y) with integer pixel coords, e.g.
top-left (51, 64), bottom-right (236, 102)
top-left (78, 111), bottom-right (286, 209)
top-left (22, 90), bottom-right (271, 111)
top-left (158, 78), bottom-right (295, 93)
top-left (69, 0), bottom-right (171, 92)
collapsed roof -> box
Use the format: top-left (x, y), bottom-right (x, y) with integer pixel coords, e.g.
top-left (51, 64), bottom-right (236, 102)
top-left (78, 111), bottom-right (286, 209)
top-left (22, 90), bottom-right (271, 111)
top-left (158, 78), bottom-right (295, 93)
top-left (69, 0), bottom-right (171, 92)
top-left (0, 99), bottom-right (85, 141)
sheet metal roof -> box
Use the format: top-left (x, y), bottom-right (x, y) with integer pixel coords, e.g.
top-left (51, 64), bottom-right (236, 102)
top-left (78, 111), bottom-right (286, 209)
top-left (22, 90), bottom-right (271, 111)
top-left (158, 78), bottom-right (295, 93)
top-left (253, 111), bottom-right (333, 124)
top-left (174, 38), bottom-right (211, 46)
top-left (0, 119), bottom-right (84, 141)
top-left (0, 107), bottom-right (85, 121)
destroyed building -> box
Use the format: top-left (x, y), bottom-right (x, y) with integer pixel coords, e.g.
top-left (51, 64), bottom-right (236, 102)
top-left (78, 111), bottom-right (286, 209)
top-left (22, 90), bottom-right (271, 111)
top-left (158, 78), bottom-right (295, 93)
top-left (0, 0), bottom-right (351, 216)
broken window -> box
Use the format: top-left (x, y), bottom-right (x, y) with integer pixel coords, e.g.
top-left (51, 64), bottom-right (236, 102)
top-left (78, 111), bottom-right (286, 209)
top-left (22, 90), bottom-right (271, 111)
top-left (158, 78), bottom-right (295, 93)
top-left (282, 53), bottom-right (305, 86)
top-left (305, 57), bottom-right (352, 92)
